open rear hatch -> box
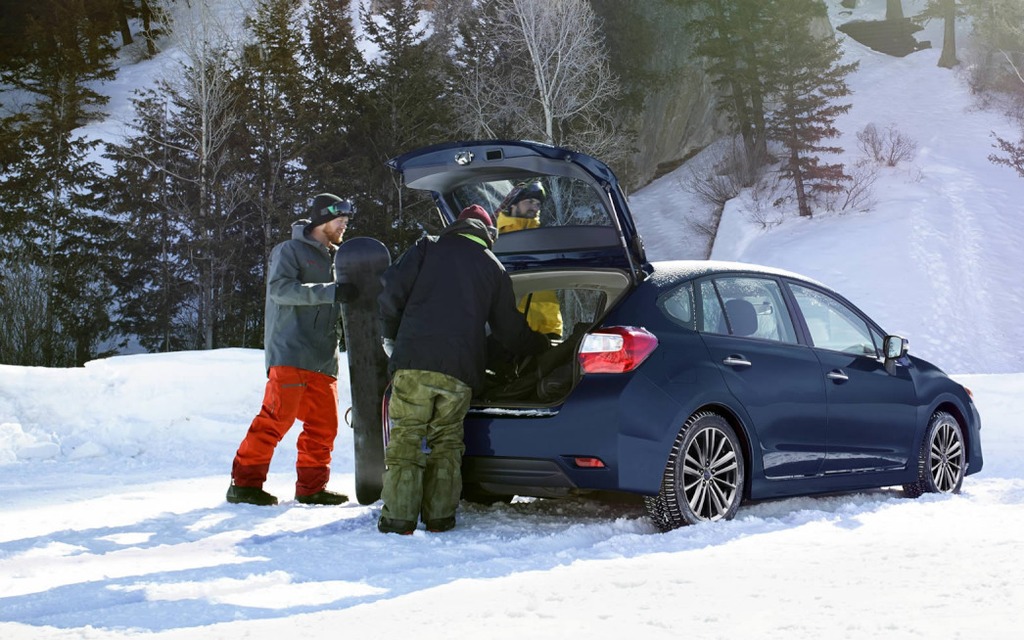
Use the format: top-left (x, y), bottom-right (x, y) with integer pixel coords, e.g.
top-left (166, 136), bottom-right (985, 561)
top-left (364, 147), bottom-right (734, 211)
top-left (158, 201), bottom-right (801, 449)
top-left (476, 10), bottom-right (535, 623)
top-left (387, 140), bottom-right (648, 278)
top-left (387, 140), bottom-right (650, 408)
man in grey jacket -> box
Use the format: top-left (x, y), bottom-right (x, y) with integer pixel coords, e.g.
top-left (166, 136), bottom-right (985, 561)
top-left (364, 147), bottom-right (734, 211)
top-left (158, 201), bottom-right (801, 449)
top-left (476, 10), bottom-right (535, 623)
top-left (227, 193), bottom-right (358, 506)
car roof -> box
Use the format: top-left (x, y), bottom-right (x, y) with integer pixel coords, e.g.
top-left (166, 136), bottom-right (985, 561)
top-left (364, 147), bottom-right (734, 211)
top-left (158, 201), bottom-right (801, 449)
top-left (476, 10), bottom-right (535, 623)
top-left (650, 260), bottom-right (830, 290)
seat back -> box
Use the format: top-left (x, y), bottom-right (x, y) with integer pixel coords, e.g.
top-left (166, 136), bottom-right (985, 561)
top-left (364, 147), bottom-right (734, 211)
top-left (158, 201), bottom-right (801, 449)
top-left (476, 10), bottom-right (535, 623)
top-left (725, 298), bottom-right (758, 337)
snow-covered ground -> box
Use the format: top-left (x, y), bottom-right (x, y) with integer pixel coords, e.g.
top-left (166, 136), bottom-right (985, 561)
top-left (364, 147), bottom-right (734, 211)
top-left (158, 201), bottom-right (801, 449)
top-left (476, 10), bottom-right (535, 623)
top-left (2, 1), bottom-right (1023, 638)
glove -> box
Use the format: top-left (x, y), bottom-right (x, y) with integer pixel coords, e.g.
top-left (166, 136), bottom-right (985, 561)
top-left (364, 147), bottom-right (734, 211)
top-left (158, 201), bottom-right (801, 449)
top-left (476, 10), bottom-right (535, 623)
top-left (381, 337), bottom-right (395, 358)
top-left (335, 282), bottom-right (358, 303)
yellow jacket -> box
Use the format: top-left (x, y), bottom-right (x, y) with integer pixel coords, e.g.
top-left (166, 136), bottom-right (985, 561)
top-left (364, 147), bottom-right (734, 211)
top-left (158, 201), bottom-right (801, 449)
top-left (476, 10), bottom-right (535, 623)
top-left (496, 212), bottom-right (564, 338)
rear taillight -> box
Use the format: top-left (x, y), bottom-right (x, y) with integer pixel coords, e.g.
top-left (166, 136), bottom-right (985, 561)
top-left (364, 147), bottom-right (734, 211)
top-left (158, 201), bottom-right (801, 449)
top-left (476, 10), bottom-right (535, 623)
top-left (578, 326), bottom-right (658, 374)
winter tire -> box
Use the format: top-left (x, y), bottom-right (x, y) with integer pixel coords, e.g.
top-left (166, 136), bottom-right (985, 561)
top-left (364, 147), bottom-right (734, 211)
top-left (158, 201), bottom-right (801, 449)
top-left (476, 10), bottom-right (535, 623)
top-left (903, 410), bottom-right (965, 498)
top-left (644, 411), bottom-right (745, 531)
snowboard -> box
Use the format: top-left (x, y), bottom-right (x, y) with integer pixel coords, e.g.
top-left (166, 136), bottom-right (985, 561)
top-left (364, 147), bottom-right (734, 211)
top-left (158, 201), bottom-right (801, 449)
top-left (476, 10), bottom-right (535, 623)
top-left (336, 236), bottom-right (392, 505)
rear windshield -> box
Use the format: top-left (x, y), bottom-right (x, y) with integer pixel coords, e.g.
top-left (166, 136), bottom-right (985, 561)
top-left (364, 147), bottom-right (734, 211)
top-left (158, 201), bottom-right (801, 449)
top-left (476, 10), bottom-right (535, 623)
top-left (447, 175), bottom-right (614, 229)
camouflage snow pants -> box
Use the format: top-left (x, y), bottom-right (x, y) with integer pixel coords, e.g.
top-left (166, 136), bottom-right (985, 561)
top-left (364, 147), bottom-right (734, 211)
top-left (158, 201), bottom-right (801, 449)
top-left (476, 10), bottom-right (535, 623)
top-left (380, 369), bottom-right (472, 525)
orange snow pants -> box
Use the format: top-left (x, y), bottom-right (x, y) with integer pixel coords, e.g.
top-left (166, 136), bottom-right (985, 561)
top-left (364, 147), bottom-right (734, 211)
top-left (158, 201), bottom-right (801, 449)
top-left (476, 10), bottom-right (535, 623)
top-left (231, 365), bottom-right (339, 496)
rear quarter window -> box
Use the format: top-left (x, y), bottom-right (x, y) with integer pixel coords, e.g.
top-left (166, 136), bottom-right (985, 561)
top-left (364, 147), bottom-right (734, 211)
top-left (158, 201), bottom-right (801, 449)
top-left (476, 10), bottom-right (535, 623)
top-left (659, 283), bottom-right (695, 330)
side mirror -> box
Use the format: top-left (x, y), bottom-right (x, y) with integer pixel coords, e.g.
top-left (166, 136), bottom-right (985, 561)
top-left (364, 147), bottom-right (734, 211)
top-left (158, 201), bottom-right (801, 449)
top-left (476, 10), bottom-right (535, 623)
top-left (883, 335), bottom-right (909, 360)
top-left (882, 335), bottom-right (909, 373)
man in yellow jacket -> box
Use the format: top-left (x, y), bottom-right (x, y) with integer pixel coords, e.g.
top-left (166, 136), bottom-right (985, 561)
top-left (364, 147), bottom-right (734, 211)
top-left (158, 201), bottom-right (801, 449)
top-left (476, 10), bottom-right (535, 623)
top-left (495, 181), bottom-right (563, 340)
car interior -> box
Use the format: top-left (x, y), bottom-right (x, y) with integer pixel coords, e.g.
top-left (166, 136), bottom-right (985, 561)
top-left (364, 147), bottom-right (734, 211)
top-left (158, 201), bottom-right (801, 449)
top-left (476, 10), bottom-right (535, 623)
top-left (478, 271), bottom-right (631, 406)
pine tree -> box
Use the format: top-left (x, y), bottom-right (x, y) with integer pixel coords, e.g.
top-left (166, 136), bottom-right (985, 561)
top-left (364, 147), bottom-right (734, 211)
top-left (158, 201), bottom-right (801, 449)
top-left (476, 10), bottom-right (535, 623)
top-left (686, 0), bottom-right (772, 169)
top-left (238, 0), bottom-right (310, 335)
top-left (450, 1), bottom-right (514, 139)
top-left (103, 89), bottom-right (194, 352)
top-left (351, 0), bottom-right (456, 252)
top-left (0, 0), bottom-right (120, 365)
top-left (301, 0), bottom-right (363, 198)
top-left (105, 2), bottom-right (256, 351)
top-left (919, 0), bottom-right (963, 69)
top-left (764, 0), bottom-right (857, 218)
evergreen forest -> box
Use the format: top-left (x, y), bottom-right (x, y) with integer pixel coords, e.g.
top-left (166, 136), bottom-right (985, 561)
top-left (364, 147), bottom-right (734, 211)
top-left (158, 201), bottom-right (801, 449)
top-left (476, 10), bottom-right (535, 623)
top-left (0, 0), bottom-right (1020, 366)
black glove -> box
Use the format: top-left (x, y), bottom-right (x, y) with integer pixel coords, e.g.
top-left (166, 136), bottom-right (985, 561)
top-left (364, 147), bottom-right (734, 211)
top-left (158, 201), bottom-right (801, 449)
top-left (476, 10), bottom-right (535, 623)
top-left (335, 282), bottom-right (358, 303)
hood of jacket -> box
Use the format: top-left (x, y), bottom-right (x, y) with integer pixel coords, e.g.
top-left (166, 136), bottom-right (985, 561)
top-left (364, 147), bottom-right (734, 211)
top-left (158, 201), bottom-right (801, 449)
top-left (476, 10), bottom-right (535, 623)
top-left (292, 220), bottom-right (320, 243)
top-left (443, 218), bottom-right (494, 249)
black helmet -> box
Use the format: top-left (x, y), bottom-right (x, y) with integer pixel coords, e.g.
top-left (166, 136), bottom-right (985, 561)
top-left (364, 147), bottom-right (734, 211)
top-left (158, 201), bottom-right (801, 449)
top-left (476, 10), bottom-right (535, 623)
top-left (508, 180), bottom-right (546, 206)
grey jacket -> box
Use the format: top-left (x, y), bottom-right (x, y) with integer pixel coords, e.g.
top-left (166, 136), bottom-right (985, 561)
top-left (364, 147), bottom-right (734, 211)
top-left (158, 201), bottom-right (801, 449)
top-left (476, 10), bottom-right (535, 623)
top-left (263, 223), bottom-right (345, 377)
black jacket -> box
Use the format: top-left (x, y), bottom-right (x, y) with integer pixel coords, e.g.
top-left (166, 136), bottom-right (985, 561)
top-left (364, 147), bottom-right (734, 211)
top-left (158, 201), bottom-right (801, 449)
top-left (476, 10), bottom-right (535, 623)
top-left (378, 218), bottom-right (548, 393)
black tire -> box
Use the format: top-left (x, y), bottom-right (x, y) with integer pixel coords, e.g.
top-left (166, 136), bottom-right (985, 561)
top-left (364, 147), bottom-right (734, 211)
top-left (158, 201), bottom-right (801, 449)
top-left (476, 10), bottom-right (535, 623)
top-left (644, 411), bottom-right (745, 531)
top-left (903, 410), bottom-right (966, 498)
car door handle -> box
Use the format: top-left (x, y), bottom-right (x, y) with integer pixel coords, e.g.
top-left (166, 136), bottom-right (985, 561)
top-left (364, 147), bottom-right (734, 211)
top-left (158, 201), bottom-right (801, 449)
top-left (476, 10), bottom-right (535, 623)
top-left (827, 369), bottom-right (849, 383)
top-left (722, 355), bottom-right (752, 368)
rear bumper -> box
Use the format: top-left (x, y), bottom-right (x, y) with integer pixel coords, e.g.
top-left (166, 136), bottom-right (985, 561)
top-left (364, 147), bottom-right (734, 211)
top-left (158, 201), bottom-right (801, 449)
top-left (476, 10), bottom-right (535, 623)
top-left (462, 456), bottom-right (578, 498)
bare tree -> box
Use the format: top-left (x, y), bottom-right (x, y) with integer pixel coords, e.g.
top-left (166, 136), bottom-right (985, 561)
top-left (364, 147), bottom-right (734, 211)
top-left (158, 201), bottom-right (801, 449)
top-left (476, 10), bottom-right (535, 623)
top-left (453, 0), bottom-right (624, 159)
top-left (151, 0), bottom-right (250, 349)
top-left (989, 132), bottom-right (1024, 178)
top-left (856, 123), bottom-right (918, 166)
top-left (0, 248), bottom-right (62, 365)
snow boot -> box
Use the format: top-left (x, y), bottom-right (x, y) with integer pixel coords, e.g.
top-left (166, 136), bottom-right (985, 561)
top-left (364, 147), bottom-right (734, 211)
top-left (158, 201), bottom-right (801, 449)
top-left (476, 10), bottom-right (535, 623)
top-left (226, 484), bottom-right (278, 506)
top-left (295, 489), bottom-right (349, 505)
top-left (377, 516), bottom-right (416, 535)
top-left (424, 516), bottom-right (456, 533)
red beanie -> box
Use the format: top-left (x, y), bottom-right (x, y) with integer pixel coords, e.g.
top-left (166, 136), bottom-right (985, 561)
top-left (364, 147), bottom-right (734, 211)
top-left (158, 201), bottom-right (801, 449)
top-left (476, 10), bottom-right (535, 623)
top-left (458, 204), bottom-right (493, 227)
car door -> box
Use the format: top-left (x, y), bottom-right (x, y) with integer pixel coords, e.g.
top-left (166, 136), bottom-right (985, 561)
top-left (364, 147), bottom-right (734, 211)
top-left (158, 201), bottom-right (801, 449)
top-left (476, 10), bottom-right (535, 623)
top-left (787, 282), bottom-right (919, 473)
top-left (698, 276), bottom-right (827, 479)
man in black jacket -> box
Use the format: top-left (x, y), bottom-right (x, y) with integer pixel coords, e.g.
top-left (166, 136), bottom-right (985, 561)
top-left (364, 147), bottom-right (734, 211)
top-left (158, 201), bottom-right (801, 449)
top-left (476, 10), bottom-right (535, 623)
top-left (377, 205), bottom-right (549, 533)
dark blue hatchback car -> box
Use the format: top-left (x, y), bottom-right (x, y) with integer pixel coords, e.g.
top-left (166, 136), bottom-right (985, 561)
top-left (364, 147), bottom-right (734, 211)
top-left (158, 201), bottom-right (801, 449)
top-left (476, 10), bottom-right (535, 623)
top-left (363, 140), bottom-right (982, 530)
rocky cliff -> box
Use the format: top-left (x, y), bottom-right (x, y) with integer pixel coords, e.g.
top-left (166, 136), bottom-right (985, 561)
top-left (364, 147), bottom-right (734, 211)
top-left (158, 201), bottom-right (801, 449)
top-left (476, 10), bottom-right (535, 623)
top-left (592, 0), bottom-right (728, 189)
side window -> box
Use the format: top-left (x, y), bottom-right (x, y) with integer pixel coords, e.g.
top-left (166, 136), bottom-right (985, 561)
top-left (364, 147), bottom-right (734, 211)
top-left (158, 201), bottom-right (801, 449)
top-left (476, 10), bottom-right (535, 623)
top-left (790, 284), bottom-right (878, 356)
top-left (659, 283), bottom-right (695, 330)
top-left (700, 280), bottom-right (725, 334)
top-left (700, 277), bottom-right (798, 344)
